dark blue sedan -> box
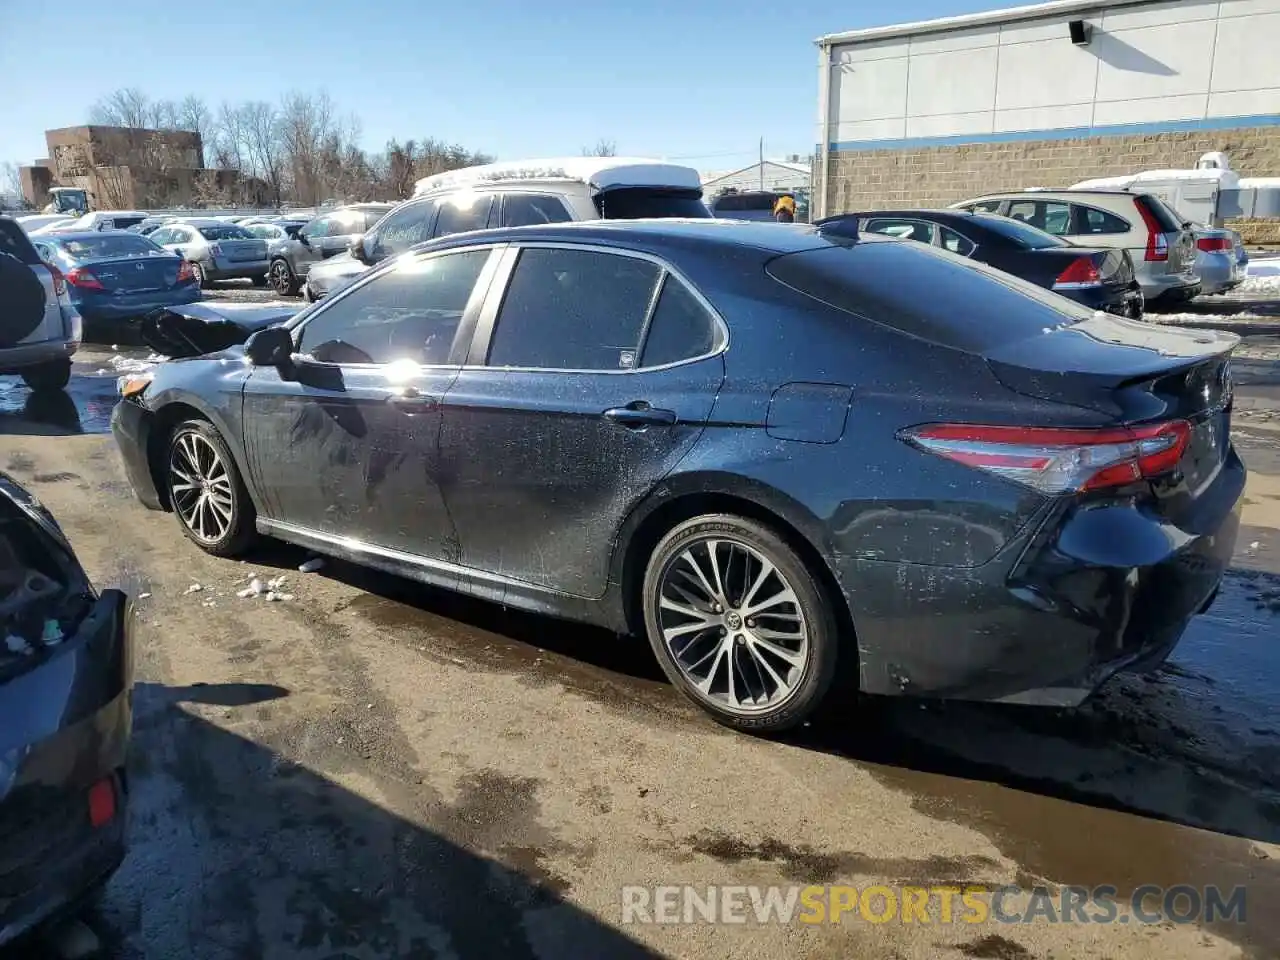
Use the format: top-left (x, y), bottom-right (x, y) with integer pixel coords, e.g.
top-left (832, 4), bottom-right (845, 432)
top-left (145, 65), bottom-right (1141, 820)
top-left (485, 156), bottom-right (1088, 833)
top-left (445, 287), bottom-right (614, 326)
top-left (31, 232), bottom-right (200, 323)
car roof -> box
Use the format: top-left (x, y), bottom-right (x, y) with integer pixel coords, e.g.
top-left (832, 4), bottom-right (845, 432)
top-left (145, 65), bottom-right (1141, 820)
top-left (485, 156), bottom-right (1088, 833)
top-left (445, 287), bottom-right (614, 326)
top-left (414, 157), bottom-right (704, 197)
top-left (848, 208), bottom-right (976, 222)
top-left (416, 218), bottom-right (850, 258)
top-left (39, 230), bottom-right (161, 242)
top-left (965, 189), bottom-right (1140, 201)
top-left (171, 217), bottom-right (242, 227)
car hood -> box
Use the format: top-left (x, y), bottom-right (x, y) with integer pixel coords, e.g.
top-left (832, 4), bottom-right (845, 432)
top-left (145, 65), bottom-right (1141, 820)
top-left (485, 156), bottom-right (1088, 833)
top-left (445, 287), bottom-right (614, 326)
top-left (140, 300), bottom-right (300, 358)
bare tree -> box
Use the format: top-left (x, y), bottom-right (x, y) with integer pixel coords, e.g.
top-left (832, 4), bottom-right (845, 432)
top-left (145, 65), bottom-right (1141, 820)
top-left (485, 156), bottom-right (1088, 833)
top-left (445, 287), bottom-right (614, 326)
top-left (89, 88), bottom-right (153, 128)
top-left (278, 90), bottom-right (336, 206)
top-left (382, 139), bottom-right (419, 199)
top-left (0, 162), bottom-right (25, 207)
top-left (582, 138), bottom-right (617, 157)
top-left (150, 98), bottom-right (180, 130)
top-left (179, 95), bottom-right (213, 143)
top-left (190, 169), bottom-right (230, 208)
top-left (242, 101), bottom-right (285, 206)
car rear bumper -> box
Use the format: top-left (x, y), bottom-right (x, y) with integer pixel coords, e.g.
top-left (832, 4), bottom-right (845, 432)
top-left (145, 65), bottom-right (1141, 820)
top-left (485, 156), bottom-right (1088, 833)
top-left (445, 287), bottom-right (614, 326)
top-left (74, 286), bottom-right (202, 322)
top-left (1142, 272), bottom-right (1202, 305)
top-left (110, 399), bottom-right (164, 511)
top-left (208, 258), bottom-right (269, 280)
top-left (0, 589), bottom-right (132, 946)
top-left (1196, 252), bottom-right (1246, 295)
top-left (838, 449), bottom-right (1245, 705)
top-left (1062, 282), bottom-right (1144, 318)
top-left (0, 337), bottom-right (78, 373)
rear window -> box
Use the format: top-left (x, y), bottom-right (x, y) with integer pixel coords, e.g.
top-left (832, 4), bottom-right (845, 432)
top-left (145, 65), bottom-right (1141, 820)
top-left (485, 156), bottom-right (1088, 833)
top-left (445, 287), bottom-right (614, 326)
top-left (766, 240), bottom-right (1094, 354)
top-left (0, 219), bottom-right (40, 265)
top-left (1135, 194), bottom-right (1185, 233)
top-left (971, 213), bottom-right (1069, 249)
top-left (594, 188), bottom-right (710, 219)
top-left (197, 224), bottom-right (253, 241)
top-left (58, 235), bottom-right (168, 259)
top-left (712, 193), bottom-right (776, 213)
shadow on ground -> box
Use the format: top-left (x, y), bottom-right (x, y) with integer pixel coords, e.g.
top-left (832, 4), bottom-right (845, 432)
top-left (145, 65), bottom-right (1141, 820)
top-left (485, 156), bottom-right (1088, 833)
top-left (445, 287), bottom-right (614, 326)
top-left (56, 680), bottom-right (665, 960)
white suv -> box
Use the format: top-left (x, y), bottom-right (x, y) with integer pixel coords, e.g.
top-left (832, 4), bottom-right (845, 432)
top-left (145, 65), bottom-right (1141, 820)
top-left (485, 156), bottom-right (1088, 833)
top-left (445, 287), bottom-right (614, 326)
top-left (952, 190), bottom-right (1201, 307)
top-left (303, 157), bottom-right (711, 300)
top-left (0, 216), bottom-right (81, 390)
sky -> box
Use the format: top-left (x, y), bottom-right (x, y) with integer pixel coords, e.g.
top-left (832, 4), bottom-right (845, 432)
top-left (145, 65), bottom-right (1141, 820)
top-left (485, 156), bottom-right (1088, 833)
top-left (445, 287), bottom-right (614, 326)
top-left (0, 0), bottom-right (1013, 175)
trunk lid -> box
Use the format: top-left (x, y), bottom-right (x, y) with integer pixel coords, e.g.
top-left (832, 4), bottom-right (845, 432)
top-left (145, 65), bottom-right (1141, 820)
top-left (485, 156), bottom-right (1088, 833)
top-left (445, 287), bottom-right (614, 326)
top-left (216, 239), bottom-right (268, 262)
top-left (1030, 246), bottom-right (1133, 287)
top-left (78, 254), bottom-right (183, 293)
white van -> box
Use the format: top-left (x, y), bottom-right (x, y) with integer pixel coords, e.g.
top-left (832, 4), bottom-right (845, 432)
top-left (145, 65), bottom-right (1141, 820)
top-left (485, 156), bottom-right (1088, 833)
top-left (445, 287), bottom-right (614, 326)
top-left (303, 157), bottom-right (710, 299)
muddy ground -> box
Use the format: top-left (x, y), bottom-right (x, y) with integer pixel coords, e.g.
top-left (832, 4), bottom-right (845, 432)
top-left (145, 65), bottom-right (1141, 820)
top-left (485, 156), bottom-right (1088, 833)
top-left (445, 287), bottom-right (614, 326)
top-left (1, 286), bottom-right (1279, 958)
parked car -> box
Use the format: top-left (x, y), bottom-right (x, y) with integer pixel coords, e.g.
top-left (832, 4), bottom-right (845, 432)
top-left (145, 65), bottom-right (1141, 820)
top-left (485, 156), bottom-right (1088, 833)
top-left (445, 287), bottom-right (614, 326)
top-left (302, 157), bottom-right (710, 300)
top-left (14, 214), bottom-right (75, 234)
top-left (818, 209), bottom-right (1144, 317)
top-left (31, 232), bottom-right (201, 324)
top-left (128, 216), bottom-right (177, 237)
top-left (0, 472), bottom-right (132, 947)
top-left (147, 218), bottom-right (270, 288)
top-left (0, 215), bottom-right (80, 390)
top-left (111, 220), bottom-right (1242, 732)
top-left (951, 190), bottom-right (1201, 307)
top-left (138, 300), bottom-right (300, 358)
top-left (710, 191), bottom-right (787, 222)
top-left (264, 204), bottom-right (393, 297)
top-left (1191, 223), bottom-right (1248, 296)
top-left (64, 210), bottom-right (150, 233)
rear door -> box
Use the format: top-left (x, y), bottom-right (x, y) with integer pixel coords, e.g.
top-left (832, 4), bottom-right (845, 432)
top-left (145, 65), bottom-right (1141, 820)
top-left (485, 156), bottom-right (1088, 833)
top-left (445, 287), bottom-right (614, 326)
top-left (0, 219), bottom-right (66, 346)
top-left (437, 243), bottom-right (725, 599)
top-left (430, 193), bottom-right (496, 239)
top-left (363, 199), bottom-right (438, 266)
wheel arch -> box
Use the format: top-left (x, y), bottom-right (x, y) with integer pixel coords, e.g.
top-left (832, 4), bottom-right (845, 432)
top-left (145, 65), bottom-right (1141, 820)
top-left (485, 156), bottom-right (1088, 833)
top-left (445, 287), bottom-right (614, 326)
top-left (145, 394), bottom-right (255, 513)
top-left (612, 473), bottom-right (858, 669)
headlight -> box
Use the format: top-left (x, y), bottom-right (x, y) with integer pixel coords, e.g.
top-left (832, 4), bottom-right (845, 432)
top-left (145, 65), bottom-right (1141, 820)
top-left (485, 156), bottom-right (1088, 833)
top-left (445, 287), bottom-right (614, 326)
top-left (117, 373), bottom-right (153, 399)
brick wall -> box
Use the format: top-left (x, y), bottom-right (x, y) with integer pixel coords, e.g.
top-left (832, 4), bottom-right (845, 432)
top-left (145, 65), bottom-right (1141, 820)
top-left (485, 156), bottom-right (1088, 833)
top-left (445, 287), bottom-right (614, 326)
top-left (823, 124), bottom-right (1280, 244)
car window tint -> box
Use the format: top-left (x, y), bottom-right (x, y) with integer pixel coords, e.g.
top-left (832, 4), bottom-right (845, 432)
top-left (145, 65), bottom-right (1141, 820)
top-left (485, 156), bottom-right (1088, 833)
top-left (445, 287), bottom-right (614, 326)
top-left (371, 201), bottom-right (436, 259)
top-left (501, 194), bottom-right (573, 227)
top-left (301, 217), bottom-right (331, 239)
top-left (1076, 205), bottom-right (1131, 235)
top-left (362, 209), bottom-right (390, 230)
top-left (639, 276), bottom-right (719, 367)
top-left (1007, 200), bottom-right (1071, 235)
top-left (865, 218), bottom-right (933, 243)
top-left (433, 194), bottom-right (494, 239)
top-left (488, 248), bottom-right (661, 370)
top-left (297, 249), bottom-right (489, 365)
top-left (970, 200), bottom-right (1004, 214)
top-left (938, 226), bottom-right (976, 256)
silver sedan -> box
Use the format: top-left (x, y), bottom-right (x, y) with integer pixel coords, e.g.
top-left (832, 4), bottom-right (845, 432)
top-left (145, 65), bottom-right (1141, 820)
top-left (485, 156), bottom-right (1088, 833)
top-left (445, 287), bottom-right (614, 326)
top-left (147, 219), bottom-right (270, 288)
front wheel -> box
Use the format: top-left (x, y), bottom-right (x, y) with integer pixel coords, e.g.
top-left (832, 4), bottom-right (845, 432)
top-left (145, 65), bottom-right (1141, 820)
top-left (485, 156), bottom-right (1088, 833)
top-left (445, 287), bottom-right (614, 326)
top-left (167, 419), bottom-right (256, 557)
top-left (269, 259), bottom-right (298, 296)
top-left (21, 358), bottom-right (72, 391)
top-left (642, 514), bottom-right (840, 733)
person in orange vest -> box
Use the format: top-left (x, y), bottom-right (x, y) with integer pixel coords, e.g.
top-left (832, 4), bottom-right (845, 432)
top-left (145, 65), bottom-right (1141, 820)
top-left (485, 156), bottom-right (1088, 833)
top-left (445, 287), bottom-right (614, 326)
top-left (773, 194), bottom-right (796, 223)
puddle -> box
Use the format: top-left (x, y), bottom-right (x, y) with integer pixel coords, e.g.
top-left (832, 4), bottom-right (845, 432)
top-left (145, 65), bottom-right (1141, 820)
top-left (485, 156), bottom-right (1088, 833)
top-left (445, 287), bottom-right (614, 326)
top-left (0, 345), bottom-right (161, 436)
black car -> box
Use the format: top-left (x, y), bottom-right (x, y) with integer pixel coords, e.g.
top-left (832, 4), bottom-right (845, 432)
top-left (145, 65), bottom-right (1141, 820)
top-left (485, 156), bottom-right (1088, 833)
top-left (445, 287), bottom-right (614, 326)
top-left (817, 209), bottom-right (1145, 318)
top-left (111, 221), bottom-right (1242, 732)
top-left (0, 474), bottom-right (131, 944)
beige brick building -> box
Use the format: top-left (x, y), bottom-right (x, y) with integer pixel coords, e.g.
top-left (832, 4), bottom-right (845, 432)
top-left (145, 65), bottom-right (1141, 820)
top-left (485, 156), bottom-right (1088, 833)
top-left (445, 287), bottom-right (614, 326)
top-left (815, 0), bottom-right (1280, 242)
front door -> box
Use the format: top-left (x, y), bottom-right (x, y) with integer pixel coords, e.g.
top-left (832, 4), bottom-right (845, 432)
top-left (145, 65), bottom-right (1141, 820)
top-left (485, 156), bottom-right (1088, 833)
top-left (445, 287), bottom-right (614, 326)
top-left (438, 244), bottom-right (726, 598)
top-left (241, 246), bottom-right (500, 559)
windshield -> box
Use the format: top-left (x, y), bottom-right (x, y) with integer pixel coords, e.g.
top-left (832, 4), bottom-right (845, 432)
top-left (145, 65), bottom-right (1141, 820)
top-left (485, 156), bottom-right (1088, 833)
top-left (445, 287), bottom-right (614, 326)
top-left (594, 188), bottom-right (710, 219)
top-left (971, 213), bottom-right (1069, 249)
top-left (58, 234), bottom-right (169, 260)
top-left (198, 224), bottom-right (254, 241)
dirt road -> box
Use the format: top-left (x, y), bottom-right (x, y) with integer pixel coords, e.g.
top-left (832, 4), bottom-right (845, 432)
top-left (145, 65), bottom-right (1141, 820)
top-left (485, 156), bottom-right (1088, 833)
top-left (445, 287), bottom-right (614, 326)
top-left (1, 307), bottom-right (1279, 957)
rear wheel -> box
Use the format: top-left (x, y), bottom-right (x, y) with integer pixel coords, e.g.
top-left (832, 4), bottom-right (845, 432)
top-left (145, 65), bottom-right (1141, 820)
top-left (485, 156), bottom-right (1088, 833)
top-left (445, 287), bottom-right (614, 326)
top-left (189, 262), bottom-right (209, 289)
top-left (166, 419), bottom-right (256, 557)
top-left (642, 514), bottom-right (839, 733)
top-left (21, 358), bottom-right (71, 391)
top-left (269, 259), bottom-right (298, 296)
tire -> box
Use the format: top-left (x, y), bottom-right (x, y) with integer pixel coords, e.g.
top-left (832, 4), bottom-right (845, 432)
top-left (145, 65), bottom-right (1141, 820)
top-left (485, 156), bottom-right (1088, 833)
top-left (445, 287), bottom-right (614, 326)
top-left (268, 259), bottom-right (298, 296)
top-left (189, 261), bottom-right (209, 289)
top-left (251, 273), bottom-right (268, 288)
top-left (641, 514), bottom-right (840, 733)
top-left (20, 358), bottom-right (71, 391)
top-left (166, 419), bottom-right (256, 557)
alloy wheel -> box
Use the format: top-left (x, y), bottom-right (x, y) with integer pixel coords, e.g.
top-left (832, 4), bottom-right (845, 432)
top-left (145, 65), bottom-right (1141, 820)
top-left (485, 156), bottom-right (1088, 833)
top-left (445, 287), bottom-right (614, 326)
top-left (656, 537), bottom-right (810, 714)
top-left (169, 430), bottom-right (235, 544)
top-left (270, 260), bottom-right (292, 295)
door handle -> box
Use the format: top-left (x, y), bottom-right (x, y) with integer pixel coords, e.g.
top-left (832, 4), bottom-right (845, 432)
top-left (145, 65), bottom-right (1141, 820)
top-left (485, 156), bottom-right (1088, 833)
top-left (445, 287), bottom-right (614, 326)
top-left (385, 387), bottom-right (438, 411)
top-left (603, 402), bottom-right (677, 428)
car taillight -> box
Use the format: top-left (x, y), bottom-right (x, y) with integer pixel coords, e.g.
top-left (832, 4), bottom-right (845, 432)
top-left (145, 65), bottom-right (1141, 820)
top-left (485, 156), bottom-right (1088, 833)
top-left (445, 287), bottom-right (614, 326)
top-left (88, 777), bottom-right (116, 828)
top-left (1134, 198), bottom-right (1169, 262)
top-left (900, 420), bottom-right (1192, 494)
top-left (1052, 256), bottom-right (1102, 289)
top-left (1197, 236), bottom-right (1232, 252)
top-left (66, 266), bottom-right (105, 291)
top-left (209, 242), bottom-right (223, 257)
top-left (176, 260), bottom-right (196, 284)
top-left (44, 261), bottom-right (66, 296)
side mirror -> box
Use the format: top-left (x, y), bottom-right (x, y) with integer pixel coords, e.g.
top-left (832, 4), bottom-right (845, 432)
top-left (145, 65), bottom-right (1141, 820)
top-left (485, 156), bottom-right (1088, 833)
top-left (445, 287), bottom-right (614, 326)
top-left (245, 326), bottom-right (294, 367)
top-left (348, 233), bottom-right (368, 264)
top-left (297, 232), bottom-right (312, 247)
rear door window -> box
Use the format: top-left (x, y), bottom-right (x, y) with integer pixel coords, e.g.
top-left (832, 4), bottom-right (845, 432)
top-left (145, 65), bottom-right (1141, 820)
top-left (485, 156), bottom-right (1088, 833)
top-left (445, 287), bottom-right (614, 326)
top-left (766, 241), bottom-right (1093, 354)
top-left (639, 276), bottom-right (721, 367)
top-left (501, 194), bottom-right (573, 227)
top-left (594, 188), bottom-right (710, 219)
top-left (968, 199), bottom-right (1004, 214)
top-left (1076, 205), bottom-right (1131, 236)
top-left (433, 193), bottom-right (495, 239)
top-left (1006, 200), bottom-right (1073, 235)
top-left (865, 218), bottom-right (934, 244)
top-left (486, 247), bottom-right (661, 369)
top-left (938, 226), bottom-right (976, 256)
top-left (369, 200), bottom-right (437, 260)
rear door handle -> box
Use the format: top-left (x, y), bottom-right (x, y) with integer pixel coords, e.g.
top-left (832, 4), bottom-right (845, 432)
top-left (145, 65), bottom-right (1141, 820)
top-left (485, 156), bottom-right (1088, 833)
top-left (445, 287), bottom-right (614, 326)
top-left (603, 402), bottom-right (677, 427)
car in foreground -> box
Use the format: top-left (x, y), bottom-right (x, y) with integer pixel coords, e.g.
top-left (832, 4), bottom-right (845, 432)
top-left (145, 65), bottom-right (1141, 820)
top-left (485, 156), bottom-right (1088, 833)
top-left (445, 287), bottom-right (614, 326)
top-left (303, 156), bottom-right (711, 300)
top-left (265, 204), bottom-right (393, 297)
top-left (952, 189), bottom-right (1201, 307)
top-left (111, 220), bottom-right (1243, 732)
top-left (146, 219), bottom-right (269, 288)
top-left (1191, 223), bottom-right (1247, 296)
top-left (0, 472), bottom-right (132, 946)
top-left (30, 232), bottom-right (200, 325)
top-left (817, 209), bottom-right (1144, 317)
top-left (0, 215), bottom-right (81, 390)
